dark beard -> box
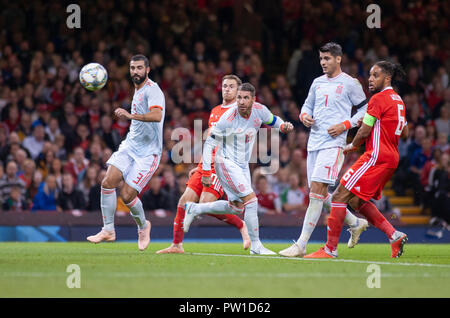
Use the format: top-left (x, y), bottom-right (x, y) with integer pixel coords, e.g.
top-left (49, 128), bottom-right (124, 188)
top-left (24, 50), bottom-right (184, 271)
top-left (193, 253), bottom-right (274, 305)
top-left (132, 74), bottom-right (146, 85)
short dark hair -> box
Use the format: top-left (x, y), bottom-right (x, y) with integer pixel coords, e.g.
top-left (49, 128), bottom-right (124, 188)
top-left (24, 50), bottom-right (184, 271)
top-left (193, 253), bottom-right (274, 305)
top-left (319, 42), bottom-right (343, 57)
top-left (130, 54), bottom-right (149, 67)
top-left (222, 74), bottom-right (242, 86)
top-left (238, 82), bottom-right (256, 97)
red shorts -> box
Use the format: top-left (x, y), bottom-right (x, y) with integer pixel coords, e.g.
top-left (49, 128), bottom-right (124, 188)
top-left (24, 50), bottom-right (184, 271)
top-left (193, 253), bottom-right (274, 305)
top-left (186, 169), bottom-right (224, 200)
top-left (340, 154), bottom-right (396, 201)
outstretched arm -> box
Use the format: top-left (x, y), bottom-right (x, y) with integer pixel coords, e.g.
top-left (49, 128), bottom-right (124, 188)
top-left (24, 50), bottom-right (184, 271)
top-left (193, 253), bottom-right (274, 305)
top-left (115, 107), bottom-right (162, 122)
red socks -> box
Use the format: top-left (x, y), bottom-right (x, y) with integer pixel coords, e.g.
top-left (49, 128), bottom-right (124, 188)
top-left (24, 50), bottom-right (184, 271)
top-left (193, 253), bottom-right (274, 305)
top-left (358, 201), bottom-right (395, 239)
top-left (173, 206), bottom-right (185, 244)
top-left (325, 202), bottom-right (347, 252)
top-left (209, 214), bottom-right (244, 229)
top-left (173, 206), bottom-right (244, 245)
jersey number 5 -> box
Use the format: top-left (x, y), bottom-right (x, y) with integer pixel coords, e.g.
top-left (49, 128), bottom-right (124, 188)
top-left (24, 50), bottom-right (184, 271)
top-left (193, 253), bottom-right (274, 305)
top-left (395, 104), bottom-right (406, 136)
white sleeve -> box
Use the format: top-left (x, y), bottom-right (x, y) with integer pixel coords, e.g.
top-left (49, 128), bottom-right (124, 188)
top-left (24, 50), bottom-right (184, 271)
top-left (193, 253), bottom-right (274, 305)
top-left (348, 79), bottom-right (368, 128)
top-left (260, 105), bottom-right (285, 130)
top-left (146, 86), bottom-right (165, 112)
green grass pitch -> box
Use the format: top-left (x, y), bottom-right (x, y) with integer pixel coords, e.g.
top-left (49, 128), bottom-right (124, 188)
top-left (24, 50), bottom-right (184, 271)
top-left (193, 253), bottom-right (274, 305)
top-left (1, 242), bottom-right (449, 298)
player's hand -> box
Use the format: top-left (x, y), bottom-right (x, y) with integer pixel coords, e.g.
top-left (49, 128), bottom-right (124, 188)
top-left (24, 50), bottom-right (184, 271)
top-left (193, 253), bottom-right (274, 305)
top-left (201, 176), bottom-right (212, 188)
top-left (343, 143), bottom-right (357, 155)
top-left (188, 167), bottom-right (198, 178)
top-left (357, 117), bottom-right (363, 127)
top-left (114, 108), bottom-right (132, 120)
top-left (301, 114), bottom-right (315, 127)
top-left (328, 123), bottom-right (346, 137)
top-left (280, 122), bottom-right (294, 133)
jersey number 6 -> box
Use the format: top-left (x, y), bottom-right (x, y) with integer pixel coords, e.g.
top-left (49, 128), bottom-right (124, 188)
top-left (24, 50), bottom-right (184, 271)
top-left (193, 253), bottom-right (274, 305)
top-left (395, 104), bottom-right (406, 136)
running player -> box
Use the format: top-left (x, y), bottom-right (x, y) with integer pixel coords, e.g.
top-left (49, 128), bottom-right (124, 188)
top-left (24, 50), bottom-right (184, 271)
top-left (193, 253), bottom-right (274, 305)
top-left (156, 75), bottom-right (250, 254)
top-left (87, 54), bottom-right (165, 251)
top-left (305, 61), bottom-right (409, 259)
top-left (279, 42), bottom-right (369, 258)
top-left (183, 83), bottom-right (294, 255)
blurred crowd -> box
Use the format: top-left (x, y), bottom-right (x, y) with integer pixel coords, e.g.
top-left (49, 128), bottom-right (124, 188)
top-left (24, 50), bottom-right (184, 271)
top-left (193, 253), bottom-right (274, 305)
top-left (0, 0), bottom-right (448, 226)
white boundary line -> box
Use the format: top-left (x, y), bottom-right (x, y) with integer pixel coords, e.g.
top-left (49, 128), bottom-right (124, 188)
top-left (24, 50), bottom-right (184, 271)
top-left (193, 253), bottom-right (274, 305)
top-left (189, 252), bottom-right (450, 268)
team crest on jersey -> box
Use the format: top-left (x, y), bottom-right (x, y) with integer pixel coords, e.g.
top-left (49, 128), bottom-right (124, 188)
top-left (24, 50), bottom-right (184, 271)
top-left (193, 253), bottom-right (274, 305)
top-left (238, 184), bottom-right (245, 192)
top-left (336, 85), bottom-right (343, 94)
top-left (138, 93), bottom-right (144, 102)
top-left (254, 118), bottom-right (261, 127)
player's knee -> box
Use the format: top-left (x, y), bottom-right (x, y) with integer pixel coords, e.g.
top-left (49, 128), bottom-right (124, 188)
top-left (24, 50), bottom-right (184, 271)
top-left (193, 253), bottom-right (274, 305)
top-left (101, 177), bottom-right (114, 189)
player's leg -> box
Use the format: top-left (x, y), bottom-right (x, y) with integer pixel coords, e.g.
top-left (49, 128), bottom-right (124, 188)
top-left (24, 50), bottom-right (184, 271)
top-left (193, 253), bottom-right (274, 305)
top-left (183, 160), bottom-right (245, 232)
top-left (237, 192), bottom-right (276, 255)
top-left (304, 183), bottom-right (354, 258)
top-left (86, 162), bottom-right (124, 243)
top-left (281, 148), bottom-right (342, 257)
top-left (200, 190), bottom-right (251, 250)
top-left (121, 154), bottom-right (159, 251)
top-left (156, 186), bottom-right (199, 254)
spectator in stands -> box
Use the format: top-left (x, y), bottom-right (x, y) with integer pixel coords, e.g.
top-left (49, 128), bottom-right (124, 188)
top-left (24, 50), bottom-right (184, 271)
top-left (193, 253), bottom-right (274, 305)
top-left (3, 185), bottom-right (28, 212)
top-left (56, 173), bottom-right (86, 213)
top-left (435, 104), bottom-right (449, 136)
top-left (18, 158), bottom-right (35, 189)
top-left (409, 137), bottom-right (433, 205)
top-left (78, 165), bottom-right (99, 205)
top-left (97, 115), bottom-right (121, 152)
top-left (427, 152), bottom-right (450, 238)
top-left (32, 173), bottom-right (58, 211)
top-left (64, 147), bottom-right (89, 185)
top-left (22, 124), bottom-right (46, 160)
top-left (0, 160), bottom-right (26, 204)
top-left (394, 125), bottom-right (427, 196)
top-left (255, 175), bottom-right (282, 215)
top-left (86, 169), bottom-right (106, 212)
top-left (280, 173), bottom-right (308, 216)
top-left (141, 176), bottom-right (174, 213)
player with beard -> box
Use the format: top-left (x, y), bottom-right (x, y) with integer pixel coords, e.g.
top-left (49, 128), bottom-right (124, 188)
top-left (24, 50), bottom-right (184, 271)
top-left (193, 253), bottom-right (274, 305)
top-left (87, 55), bottom-right (165, 251)
top-left (305, 61), bottom-right (409, 258)
top-left (157, 75), bottom-right (251, 254)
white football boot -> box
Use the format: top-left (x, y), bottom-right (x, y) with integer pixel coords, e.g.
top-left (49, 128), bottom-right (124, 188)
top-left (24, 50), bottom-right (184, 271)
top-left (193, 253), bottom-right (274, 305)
top-left (347, 218), bottom-right (369, 248)
top-left (278, 241), bottom-right (306, 257)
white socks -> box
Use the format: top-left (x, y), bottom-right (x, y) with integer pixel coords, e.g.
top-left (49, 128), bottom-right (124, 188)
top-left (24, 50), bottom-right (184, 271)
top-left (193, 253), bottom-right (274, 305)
top-left (243, 198), bottom-right (261, 247)
top-left (297, 193), bottom-right (325, 249)
top-left (191, 200), bottom-right (243, 215)
top-left (100, 187), bottom-right (116, 231)
top-left (126, 197), bottom-right (147, 230)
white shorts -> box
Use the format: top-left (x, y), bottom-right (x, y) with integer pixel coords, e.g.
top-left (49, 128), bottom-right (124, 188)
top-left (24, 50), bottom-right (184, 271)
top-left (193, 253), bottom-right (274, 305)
top-left (307, 147), bottom-right (344, 187)
top-left (107, 147), bottom-right (160, 193)
top-left (214, 157), bottom-right (253, 202)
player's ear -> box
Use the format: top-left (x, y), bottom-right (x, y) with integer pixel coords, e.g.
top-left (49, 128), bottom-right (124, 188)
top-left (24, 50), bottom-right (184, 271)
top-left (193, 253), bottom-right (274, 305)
top-left (336, 56), bottom-right (342, 64)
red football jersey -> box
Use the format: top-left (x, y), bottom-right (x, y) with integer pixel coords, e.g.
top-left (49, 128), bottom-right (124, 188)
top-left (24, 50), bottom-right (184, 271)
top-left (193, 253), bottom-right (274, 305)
top-left (197, 103), bottom-right (235, 171)
top-left (364, 87), bottom-right (407, 168)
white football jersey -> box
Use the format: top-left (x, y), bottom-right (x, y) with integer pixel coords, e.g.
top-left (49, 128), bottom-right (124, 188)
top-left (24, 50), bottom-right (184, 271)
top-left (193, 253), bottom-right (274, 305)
top-left (206, 102), bottom-right (279, 169)
top-left (301, 72), bottom-right (367, 152)
top-left (120, 78), bottom-right (165, 157)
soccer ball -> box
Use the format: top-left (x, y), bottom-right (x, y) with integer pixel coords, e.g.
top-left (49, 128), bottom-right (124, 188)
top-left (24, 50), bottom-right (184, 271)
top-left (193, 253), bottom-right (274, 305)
top-left (79, 63), bottom-right (108, 91)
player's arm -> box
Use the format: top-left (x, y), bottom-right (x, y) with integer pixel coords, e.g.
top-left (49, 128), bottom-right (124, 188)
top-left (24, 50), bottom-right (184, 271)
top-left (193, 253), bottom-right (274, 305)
top-left (114, 106), bottom-right (163, 122)
top-left (299, 83), bottom-right (316, 127)
top-left (260, 105), bottom-right (293, 133)
top-left (400, 123), bottom-right (409, 140)
top-left (328, 78), bottom-right (368, 137)
top-left (343, 112), bottom-right (375, 154)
